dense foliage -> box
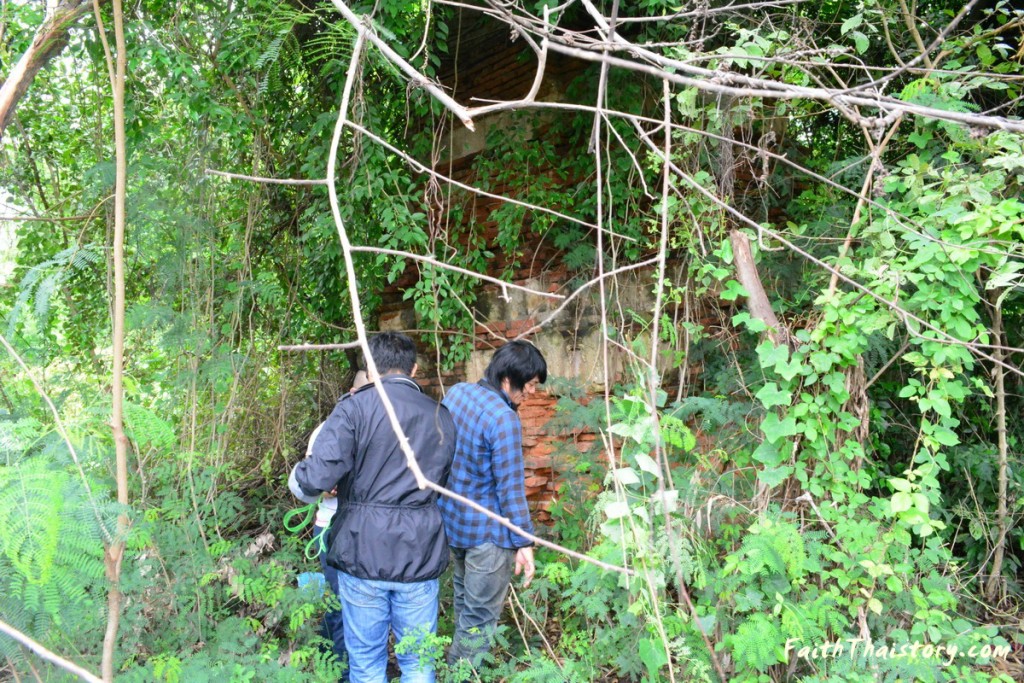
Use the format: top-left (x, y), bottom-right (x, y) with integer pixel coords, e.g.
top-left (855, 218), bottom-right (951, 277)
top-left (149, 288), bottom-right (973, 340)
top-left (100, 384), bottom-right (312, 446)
top-left (1, 0), bottom-right (1022, 681)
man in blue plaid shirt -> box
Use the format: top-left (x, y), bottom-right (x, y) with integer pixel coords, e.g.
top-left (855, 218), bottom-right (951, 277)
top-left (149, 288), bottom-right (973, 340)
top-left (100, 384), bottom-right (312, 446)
top-left (439, 340), bottom-right (547, 669)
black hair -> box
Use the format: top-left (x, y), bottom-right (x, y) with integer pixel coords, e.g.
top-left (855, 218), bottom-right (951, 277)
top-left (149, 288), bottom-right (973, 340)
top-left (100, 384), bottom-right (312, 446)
top-left (484, 340), bottom-right (547, 391)
top-left (367, 332), bottom-right (416, 375)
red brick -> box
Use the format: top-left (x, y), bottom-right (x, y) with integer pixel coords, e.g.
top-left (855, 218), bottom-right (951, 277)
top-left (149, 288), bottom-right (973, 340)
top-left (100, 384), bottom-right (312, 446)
top-left (523, 454), bottom-right (554, 471)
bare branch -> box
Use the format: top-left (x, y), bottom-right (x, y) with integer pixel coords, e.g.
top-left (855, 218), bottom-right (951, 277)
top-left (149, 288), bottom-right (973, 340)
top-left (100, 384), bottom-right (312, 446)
top-left (730, 229), bottom-right (790, 348)
top-left (277, 342), bottom-right (362, 351)
top-left (896, 0), bottom-right (934, 70)
top-left (423, 480), bottom-right (634, 575)
top-left (614, 0), bottom-right (809, 22)
top-left (328, 0), bottom-right (476, 131)
top-left (94, 0), bottom-right (131, 676)
top-left (480, 0), bottom-right (1024, 132)
top-left (542, 40), bottom-right (1024, 132)
top-left (348, 245), bottom-right (566, 299)
top-left (515, 257), bottom-right (663, 339)
top-left (205, 169), bottom-right (327, 186)
top-left (0, 619), bottom-right (103, 683)
top-left (0, 0), bottom-right (93, 140)
top-left (465, 17), bottom-right (548, 117)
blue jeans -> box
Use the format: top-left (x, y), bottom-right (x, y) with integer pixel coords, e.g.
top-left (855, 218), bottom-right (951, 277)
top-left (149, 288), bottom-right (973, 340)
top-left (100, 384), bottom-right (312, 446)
top-left (448, 544), bottom-right (516, 667)
top-left (336, 571), bottom-right (440, 683)
top-left (315, 525), bottom-right (348, 679)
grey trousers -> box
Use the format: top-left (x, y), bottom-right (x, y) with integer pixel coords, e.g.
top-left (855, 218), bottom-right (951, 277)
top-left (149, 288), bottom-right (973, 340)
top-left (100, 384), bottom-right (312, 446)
top-left (447, 543), bottom-right (516, 667)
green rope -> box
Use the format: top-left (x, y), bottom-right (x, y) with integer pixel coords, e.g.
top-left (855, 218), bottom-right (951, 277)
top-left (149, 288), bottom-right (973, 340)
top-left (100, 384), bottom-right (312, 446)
top-left (283, 501), bottom-right (317, 533)
top-left (308, 525), bottom-right (329, 560)
top-left (283, 501), bottom-right (329, 560)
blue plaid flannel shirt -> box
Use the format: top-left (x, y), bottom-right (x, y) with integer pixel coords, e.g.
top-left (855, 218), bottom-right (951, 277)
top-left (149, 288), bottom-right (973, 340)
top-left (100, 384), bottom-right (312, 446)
top-left (438, 380), bottom-right (535, 549)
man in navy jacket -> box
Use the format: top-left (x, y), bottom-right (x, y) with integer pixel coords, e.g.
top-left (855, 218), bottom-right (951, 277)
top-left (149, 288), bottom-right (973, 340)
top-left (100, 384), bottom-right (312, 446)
top-left (294, 332), bottom-right (456, 683)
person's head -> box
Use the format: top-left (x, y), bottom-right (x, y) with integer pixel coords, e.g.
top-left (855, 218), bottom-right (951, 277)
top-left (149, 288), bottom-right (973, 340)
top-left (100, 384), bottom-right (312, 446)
top-left (485, 340), bottom-right (547, 406)
top-left (366, 332), bottom-right (417, 378)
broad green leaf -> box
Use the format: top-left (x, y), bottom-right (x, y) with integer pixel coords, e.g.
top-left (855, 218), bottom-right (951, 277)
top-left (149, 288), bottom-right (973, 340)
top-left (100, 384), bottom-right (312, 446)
top-left (753, 439), bottom-right (782, 466)
top-left (889, 477), bottom-right (912, 493)
top-left (633, 452), bottom-right (662, 479)
top-left (756, 340), bottom-right (789, 369)
top-left (761, 413), bottom-right (798, 442)
top-left (757, 465), bottom-right (793, 488)
top-left (931, 426), bottom-right (960, 447)
top-left (891, 491), bottom-right (913, 514)
top-left (604, 501), bottom-right (630, 520)
top-left (908, 130), bottom-right (932, 149)
top-left (755, 382), bottom-right (792, 409)
top-left (721, 279), bottom-right (749, 302)
top-left (840, 13), bottom-right (863, 34)
top-left (611, 467), bottom-right (640, 486)
top-left (638, 638), bottom-right (669, 681)
top-left (851, 30), bottom-right (869, 54)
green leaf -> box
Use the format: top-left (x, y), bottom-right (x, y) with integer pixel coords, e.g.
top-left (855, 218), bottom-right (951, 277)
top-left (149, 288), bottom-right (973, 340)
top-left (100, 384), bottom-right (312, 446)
top-left (840, 13), bottom-right (863, 34)
top-left (761, 413), bottom-right (798, 442)
top-left (891, 492), bottom-right (913, 514)
top-left (775, 356), bottom-right (807, 382)
top-left (908, 130), bottom-right (932, 148)
top-left (733, 311), bottom-right (768, 333)
top-left (758, 465), bottom-right (793, 488)
top-left (633, 452), bottom-right (662, 479)
top-left (931, 426), bottom-right (960, 447)
top-left (612, 467), bottom-right (640, 486)
top-left (756, 341), bottom-right (789, 369)
top-left (638, 638), bottom-right (669, 680)
top-left (721, 279), bottom-right (749, 302)
top-left (604, 501), bottom-right (630, 520)
top-left (976, 43), bottom-right (994, 66)
top-left (889, 477), bottom-right (912, 493)
top-left (753, 439), bottom-right (782, 466)
top-left (850, 30), bottom-right (869, 55)
top-left (755, 382), bottom-right (792, 410)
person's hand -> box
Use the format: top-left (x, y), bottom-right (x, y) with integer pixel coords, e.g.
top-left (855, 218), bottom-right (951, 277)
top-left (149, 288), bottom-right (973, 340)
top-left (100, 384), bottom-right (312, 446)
top-left (323, 487), bottom-right (338, 499)
top-left (514, 547), bottom-right (535, 588)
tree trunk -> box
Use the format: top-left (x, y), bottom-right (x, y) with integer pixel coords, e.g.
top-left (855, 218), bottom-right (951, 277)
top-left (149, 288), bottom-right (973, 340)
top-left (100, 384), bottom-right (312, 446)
top-left (0, 0), bottom-right (93, 140)
top-left (984, 291), bottom-right (1008, 604)
top-left (729, 229), bottom-right (790, 348)
top-left (96, 0), bottom-right (128, 678)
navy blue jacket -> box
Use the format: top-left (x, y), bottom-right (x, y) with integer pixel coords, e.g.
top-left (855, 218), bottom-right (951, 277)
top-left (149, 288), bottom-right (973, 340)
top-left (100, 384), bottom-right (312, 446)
top-left (294, 374), bottom-right (456, 582)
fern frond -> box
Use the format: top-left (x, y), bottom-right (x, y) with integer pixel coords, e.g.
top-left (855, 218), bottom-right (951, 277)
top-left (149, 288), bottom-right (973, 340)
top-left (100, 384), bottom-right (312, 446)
top-left (0, 460), bottom-right (66, 585)
top-left (730, 613), bottom-right (783, 672)
top-left (33, 272), bottom-right (58, 329)
top-left (0, 417), bottom-right (45, 459)
top-left (6, 244), bottom-right (102, 336)
top-left (124, 402), bottom-right (176, 453)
